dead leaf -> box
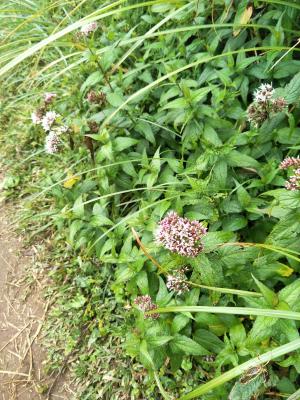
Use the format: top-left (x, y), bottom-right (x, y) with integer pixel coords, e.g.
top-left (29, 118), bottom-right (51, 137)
top-left (233, 5), bottom-right (253, 37)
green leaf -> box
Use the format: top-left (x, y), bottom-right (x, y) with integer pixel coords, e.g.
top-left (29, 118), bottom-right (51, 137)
top-left (171, 314), bottom-right (190, 334)
top-left (68, 294), bottom-right (87, 309)
top-left (106, 92), bottom-right (125, 107)
top-left (194, 329), bottom-right (225, 353)
top-left (163, 97), bottom-right (188, 109)
top-left (279, 279), bottom-right (300, 308)
top-left (171, 335), bottom-right (209, 356)
top-left (237, 184), bottom-right (252, 208)
top-left (285, 71), bottom-right (300, 103)
top-left (229, 324), bottom-right (246, 347)
top-left (136, 121), bottom-right (155, 144)
top-left (147, 336), bottom-right (173, 348)
top-left (191, 87), bottom-right (211, 102)
top-left (156, 277), bottom-right (173, 306)
top-left (222, 215), bottom-right (247, 231)
top-left (114, 137), bottom-right (139, 151)
top-left (227, 150), bottom-right (260, 169)
top-left (73, 195), bottom-right (85, 217)
top-left (252, 275), bottom-right (278, 307)
top-left (80, 71), bottom-right (102, 93)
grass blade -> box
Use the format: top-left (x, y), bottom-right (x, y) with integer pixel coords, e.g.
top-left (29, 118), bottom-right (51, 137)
top-left (148, 305), bottom-right (300, 320)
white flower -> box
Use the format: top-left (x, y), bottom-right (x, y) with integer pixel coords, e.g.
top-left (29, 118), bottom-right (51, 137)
top-left (253, 83), bottom-right (274, 103)
top-left (31, 111), bottom-right (42, 125)
top-left (80, 22), bottom-right (98, 36)
top-left (44, 92), bottom-right (57, 103)
top-left (45, 131), bottom-right (60, 154)
top-left (41, 111), bottom-right (59, 131)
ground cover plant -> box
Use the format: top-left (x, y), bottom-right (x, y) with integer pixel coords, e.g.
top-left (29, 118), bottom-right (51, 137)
top-left (2, 0), bottom-right (300, 399)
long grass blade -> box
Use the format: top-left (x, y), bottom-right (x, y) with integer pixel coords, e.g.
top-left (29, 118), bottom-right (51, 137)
top-left (148, 305), bottom-right (300, 320)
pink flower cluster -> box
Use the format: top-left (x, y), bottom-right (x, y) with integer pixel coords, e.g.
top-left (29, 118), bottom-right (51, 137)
top-left (285, 168), bottom-right (300, 191)
top-left (166, 266), bottom-right (190, 295)
top-left (155, 211), bottom-right (207, 257)
top-left (80, 22), bottom-right (98, 36)
top-left (279, 156), bottom-right (300, 191)
top-left (134, 295), bottom-right (159, 319)
top-left (45, 131), bottom-right (60, 154)
top-left (280, 156), bottom-right (300, 170)
top-left (44, 92), bottom-right (56, 103)
top-left (42, 111), bottom-right (59, 131)
top-left (30, 93), bottom-right (70, 155)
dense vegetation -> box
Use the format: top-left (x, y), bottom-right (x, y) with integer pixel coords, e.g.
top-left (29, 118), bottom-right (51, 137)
top-left (1, 1), bottom-right (300, 399)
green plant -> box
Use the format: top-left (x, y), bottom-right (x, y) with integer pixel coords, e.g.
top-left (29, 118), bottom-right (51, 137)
top-left (2, 0), bottom-right (300, 399)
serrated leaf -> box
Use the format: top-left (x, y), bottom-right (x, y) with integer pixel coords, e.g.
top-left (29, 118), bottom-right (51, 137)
top-left (171, 314), bottom-right (190, 334)
top-left (114, 137), bottom-right (138, 151)
top-left (285, 71), bottom-right (300, 103)
top-left (227, 150), bottom-right (260, 169)
top-left (147, 336), bottom-right (173, 348)
top-left (171, 335), bottom-right (209, 356)
top-left (279, 279), bottom-right (300, 308)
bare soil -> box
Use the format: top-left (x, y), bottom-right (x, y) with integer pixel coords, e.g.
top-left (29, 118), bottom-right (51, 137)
top-left (0, 197), bottom-right (74, 399)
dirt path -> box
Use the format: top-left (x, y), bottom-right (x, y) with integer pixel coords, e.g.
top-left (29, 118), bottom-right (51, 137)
top-left (0, 197), bottom-right (74, 398)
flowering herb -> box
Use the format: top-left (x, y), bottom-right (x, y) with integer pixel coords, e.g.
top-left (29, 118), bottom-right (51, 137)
top-left (253, 83), bottom-right (274, 103)
top-left (88, 120), bottom-right (99, 133)
top-left (41, 111), bottom-right (59, 132)
top-left (45, 131), bottom-right (60, 154)
top-left (285, 168), bottom-right (300, 191)
top-left (279, 156), bottom-right (300, 170)
top-left (44, 92), bottom-right (56, 104)
top-left (80, 21), bottom-right (98, 36)
top-left (31, 111), bottom-right (43, 125)
top-left (247, 83), bottom-right (287, 127)
top-left (166, 266), bottom-right (190, 295)
top-left (87, 90), bottom-right (106, 105)
top-left (155, 211), bottom-right (207, 257)
top-left (134, 295), bottom-right (159, 320)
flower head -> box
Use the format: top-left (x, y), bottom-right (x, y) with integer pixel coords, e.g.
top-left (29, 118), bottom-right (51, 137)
top-left (134, 295), bottom-right (159, 319)
top-left (166, 267), bottom-right (190, 295)
top-left (285, 168), bottom-right (300, 191)
top-left (279, 156), bottom-right (300, 170)
top-left (80, 22), bottom-right (98, 36)
top-left (44, 92), bottom-right (57, 104)
top-left (246, 103), bottom-right (268, 127)
top-left (271, 97), bottom-right (287, 112)
top-left (31, 111), bottom-right (43, 125)
top-left (87, 90), bottom-right (106, 105)
top-left (45, 131), bottom-right (60, 154)
top-left (248, 83), bottom-right (287, 128)
top-left (41, 111), bottom-right (59, 131)
top-left (88, 120), bottom-right (99, 132)
top-left (253, 83), bottom-right (274, 103)
top-left (155, 211), bottom-right (207, 257)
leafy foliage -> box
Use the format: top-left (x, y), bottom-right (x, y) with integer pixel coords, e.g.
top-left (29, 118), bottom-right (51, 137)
top-left (1, 0), bottom-right (300, 399)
